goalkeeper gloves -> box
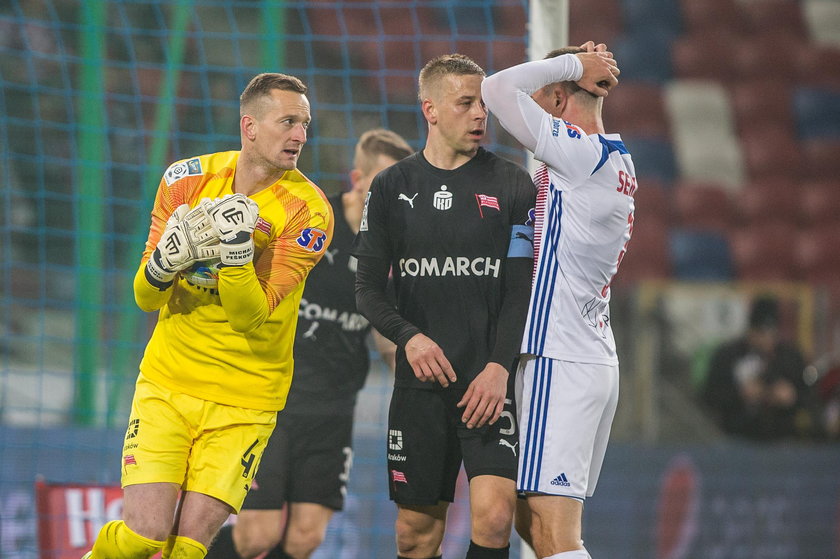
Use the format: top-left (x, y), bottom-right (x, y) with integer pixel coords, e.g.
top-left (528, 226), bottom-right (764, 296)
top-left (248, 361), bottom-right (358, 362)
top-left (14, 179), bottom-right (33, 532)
top-left (209, 193), bottom-right (260, 266)
top-left (145, 201), bottom-right (222, 289)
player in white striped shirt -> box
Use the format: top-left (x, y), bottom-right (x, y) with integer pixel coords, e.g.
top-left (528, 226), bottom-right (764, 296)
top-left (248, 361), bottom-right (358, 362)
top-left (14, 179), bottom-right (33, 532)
top-left (482, 43), bottom-right (630, 559)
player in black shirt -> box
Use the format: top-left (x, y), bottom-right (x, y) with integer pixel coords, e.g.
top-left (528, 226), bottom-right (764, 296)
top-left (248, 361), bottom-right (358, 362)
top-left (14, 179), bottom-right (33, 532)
top-left (206, 129), bottom-right (412, 559)
top-left (353, 55), bottom-right (536, 559)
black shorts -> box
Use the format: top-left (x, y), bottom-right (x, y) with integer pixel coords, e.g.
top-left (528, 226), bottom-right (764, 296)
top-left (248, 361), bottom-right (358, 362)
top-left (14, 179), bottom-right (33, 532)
top-left (386, 382), bottom-right (518, 506)
top-left (242, 411), bottom-right (354, 511)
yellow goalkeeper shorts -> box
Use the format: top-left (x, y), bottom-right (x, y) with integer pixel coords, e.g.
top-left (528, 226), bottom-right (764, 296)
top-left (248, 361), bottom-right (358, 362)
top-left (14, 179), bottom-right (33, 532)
top-left (121, 374), bottom-right (276, 512)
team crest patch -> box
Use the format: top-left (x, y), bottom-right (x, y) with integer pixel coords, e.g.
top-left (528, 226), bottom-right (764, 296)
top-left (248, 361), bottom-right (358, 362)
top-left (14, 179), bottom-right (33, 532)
top-left (164, 157), bottom-right (203, 186)
top-left (296, 228), bottom-right (328, 252)
top-left (254, 216), bottom-right (272, 236)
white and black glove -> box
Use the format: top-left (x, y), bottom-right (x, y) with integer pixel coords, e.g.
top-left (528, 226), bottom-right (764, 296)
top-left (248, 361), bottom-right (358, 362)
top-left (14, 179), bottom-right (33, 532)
top-left (209, 193), bottom-right (260, 266)
top-left (145, 201), bottom-right (222, 289)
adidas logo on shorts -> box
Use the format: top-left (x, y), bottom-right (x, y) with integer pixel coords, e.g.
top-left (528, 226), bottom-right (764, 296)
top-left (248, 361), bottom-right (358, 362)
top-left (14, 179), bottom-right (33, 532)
top-left (550, 473), bottom-right (571, 487)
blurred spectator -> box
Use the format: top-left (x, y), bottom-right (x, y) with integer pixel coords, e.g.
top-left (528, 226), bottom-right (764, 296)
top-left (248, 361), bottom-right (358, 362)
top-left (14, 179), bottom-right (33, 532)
top-left (702, 295), bottom-right (813, 441)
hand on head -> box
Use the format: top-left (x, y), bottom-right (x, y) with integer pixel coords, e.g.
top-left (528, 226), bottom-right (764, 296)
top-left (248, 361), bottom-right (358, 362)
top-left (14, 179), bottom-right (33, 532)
top-left (576, 41), bottom-right (619, 97)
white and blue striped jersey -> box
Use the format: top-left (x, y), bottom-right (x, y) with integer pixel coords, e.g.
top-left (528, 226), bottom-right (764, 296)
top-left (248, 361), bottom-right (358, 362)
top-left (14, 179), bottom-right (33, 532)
top-left (523, 124), bottom-right (635, 364)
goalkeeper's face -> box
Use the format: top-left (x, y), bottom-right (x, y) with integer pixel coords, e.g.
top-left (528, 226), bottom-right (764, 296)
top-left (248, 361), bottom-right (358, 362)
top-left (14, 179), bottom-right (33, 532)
top-left (248, 89), bottom-right (311, 171)
top-left (427, 73), bottom-right (487, 156)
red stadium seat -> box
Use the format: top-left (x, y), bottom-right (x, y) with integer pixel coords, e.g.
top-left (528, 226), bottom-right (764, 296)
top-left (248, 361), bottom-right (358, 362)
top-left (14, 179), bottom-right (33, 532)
top-left (738, 0), bottom-right (808, 36)
top-left (616, 217), bottom-right (671, 283)
top-left (679, 0), bottom-right (746, 35)
top-left (729, 80), bottom-right (795, 137)
top-left (671, 34), bottom-right (737, 81)
top-left (729, 222), bottom-right (798, 281)
top-left (739, 124), bottom-right (803, 181)
top-left (732, 179), bottom-right (800, 228)
top-left (795, 223), bottom-right (840, 284)
top-left (602, 81), bottom-right (670, 139)
top-left (796, 44), bottom-right (840, 90)
top-left (569, 0), bottom-right (624, 46)
top-left (634, 179), bottom-right (673, 225)
top-left (802, 139), bottom-right (840, 180)
top-left (798, 180), bottom-right (840, 227)
top-left (731, 33), bottom-right (800, 84)
top-left (672, 181), bottom-right (733, 233)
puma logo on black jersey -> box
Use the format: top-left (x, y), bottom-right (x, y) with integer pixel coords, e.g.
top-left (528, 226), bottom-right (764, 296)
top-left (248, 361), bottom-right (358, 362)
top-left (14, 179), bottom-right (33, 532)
top-left (398, 193), bottom-right (418, 208)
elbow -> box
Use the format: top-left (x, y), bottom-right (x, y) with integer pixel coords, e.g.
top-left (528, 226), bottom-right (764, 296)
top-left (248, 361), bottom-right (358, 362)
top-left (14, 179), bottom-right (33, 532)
top-left (481, 78), bottom-right (500, 111)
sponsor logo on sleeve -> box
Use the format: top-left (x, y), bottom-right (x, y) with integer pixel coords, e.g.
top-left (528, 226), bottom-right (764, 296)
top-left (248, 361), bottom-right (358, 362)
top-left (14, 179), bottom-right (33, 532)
top-left (296, 228), bottom-right (328, 252)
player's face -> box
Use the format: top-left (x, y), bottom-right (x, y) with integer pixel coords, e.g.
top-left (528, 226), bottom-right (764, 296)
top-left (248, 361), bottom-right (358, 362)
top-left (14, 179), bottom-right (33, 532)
top-left (252, 89), bottom-right (311, 171)
top-left (430, 73), bottom-right (487, 156)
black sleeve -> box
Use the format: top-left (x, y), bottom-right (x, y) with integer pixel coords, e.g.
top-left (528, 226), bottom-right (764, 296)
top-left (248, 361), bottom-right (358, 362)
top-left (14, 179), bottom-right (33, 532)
top-left (355, 255), bottom-right (421, 348)
top-left (489, 256), bottom-right (532, 373)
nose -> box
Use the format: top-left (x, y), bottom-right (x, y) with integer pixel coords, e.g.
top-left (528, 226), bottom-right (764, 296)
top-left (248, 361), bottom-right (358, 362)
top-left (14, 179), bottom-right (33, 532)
top-left (473, 101), bottom-right (487, 119)
top-left (291, 122), bottom-right (307, 143)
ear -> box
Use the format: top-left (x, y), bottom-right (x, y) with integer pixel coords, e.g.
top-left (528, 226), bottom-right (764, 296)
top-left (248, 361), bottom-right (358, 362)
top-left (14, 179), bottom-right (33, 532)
top-left (552, 86), bottom-right (570, 117)
top-left (241, 114), bottom-right (256, 141)
top-left (421, 99), bottom-right (437, 125)
top-left (349, 168), bottom-right (363, 188)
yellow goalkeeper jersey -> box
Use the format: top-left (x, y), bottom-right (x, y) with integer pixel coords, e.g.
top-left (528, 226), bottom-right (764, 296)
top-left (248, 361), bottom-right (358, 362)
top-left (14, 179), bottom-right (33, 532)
top-left (133, 151), bottom-right (333, 411)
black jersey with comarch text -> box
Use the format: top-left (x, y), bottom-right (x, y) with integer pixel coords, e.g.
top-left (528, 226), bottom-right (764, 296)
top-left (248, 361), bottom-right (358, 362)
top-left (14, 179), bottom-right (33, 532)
top-left (352, 148), bottom-right (535, 390)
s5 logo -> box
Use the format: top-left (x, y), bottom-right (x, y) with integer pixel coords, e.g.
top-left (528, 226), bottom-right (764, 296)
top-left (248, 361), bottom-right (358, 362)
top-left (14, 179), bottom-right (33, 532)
top-left (296, 228), bottom-right (327, 252)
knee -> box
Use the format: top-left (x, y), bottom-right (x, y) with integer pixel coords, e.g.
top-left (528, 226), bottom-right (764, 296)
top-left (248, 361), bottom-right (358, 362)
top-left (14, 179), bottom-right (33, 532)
top-left (395, 515), bottom-right (441, 556)
top-left (284, 522), bottom-right (328, 558)
top-left (233, 521), bottom-right (282, 559)
top-left (471, 504), bottom-right (514, 547)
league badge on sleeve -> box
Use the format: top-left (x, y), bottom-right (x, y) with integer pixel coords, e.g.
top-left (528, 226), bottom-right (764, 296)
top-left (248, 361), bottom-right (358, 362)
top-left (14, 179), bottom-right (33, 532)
top-left (164, 157), bottom-right (203, 186)
top-left (360, 191), bottom-right (371, 231)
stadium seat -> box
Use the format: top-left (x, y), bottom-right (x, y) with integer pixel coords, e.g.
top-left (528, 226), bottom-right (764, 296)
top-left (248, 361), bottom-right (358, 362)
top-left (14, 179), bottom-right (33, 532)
top-left (669, 229), bottom-right (734, 280)
top-left (491, 4), bottom-right (528, 38)
top-left (616, 217), bottom-right (672, 283)
top-left (795, 223), bottom-right (840, 284)
top-left (803, 0), bottom-right (840, 45)
top-left (601, 81), bottom-right (670, 139)
top-left (634, 179), bottom-right (673, 225)
top-left (731, 34), bottom-right (800, 84)
top-left (671, 181), bottom-right (733, 233)
top-left (732, 179), bottom-right (800, 228)
top-left (796, 43), bottom-right (840, 90)
top-left (671, 34), bottom-right (736, 81)
top-left (798, 180), bottom-right (840, 227)
top-left (612, 31), bottom-right (673, 84)
top-left (729, 222), bottom-right (798, 281)
top-left (739, 124), bottom-right (803, 180)
top-left (794, 87), bottom-right (840, 139)
top-left (729, 80), bottom-right (795, 137)
top-left (802, 138), bottom-right (840, 179)
top-left (621, 0), bottom-right (683, 39)
top-left (739, 0), bottom-right (808, 36)
top-left (569, 0), bottom-right (624, 46)
top-left (679, 0), bottom-right (745, 35)
top-left (623, 137), bottom-right (678, 184)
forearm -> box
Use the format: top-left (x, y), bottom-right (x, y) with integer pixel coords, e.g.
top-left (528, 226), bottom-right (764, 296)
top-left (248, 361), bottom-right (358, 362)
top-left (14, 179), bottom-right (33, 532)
top-left (355, 256), bottom-right (420, 347)
top-left (133, 260), bottom-right (173, 311)
top-left (218, 263), bottom-right (270, 333)
top-left (482, 54), bottom-right (584, 151)
top-left (489, 257), bottom-right (533, 372)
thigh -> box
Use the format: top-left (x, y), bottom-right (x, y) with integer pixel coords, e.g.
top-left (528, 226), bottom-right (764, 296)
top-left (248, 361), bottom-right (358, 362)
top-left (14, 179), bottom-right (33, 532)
top-left (518, 358), bottom-right (617, 499)
top-left (286, 413), bottom-right (354, 510)
top-left (457, 377), bottom-right (518, 482)
top-left (121, 377), bottom-right (196, 489)
top-left (122, 482), bottom-right (181, 541)
top-left (186, 403), bottom-right (277, 513)
top-left (387, 388), bottom-right (461, 506)
top-left (240, 411), bottom-right (291, 511)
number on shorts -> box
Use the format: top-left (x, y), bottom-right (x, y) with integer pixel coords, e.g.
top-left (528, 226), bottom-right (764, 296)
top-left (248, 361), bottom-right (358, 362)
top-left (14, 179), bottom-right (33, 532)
top-left (241, 439), bottom-right (259, 478)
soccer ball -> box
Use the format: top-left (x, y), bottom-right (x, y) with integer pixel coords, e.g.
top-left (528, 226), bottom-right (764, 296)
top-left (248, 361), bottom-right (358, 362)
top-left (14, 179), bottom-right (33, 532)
top-left (182, 258), bottom-right (222, 288)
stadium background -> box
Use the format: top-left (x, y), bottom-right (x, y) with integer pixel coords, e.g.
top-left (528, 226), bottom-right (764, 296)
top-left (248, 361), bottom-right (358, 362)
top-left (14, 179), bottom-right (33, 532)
top-left (2, 0), bottom-right (840, 557)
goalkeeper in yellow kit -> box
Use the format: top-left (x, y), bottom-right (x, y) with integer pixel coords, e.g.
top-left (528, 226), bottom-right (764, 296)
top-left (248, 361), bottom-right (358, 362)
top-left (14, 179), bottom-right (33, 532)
top-left (82, 73), bottom-right (333, 559)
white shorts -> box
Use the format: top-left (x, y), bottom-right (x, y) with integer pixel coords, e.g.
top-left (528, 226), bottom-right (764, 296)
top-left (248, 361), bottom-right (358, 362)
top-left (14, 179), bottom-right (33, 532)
top-left (516, 356), bottom-right (619, 500)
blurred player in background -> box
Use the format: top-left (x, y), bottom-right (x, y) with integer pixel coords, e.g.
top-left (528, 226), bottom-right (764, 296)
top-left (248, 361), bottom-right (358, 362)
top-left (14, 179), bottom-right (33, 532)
top-left (81, 72), bottom-right (333, 559)
top-left (482, 43), bottom-right (625, 559)
top-left (206, 128), bottom-right (412, 559)
top-left (353, 54), bottom-right (536, 559)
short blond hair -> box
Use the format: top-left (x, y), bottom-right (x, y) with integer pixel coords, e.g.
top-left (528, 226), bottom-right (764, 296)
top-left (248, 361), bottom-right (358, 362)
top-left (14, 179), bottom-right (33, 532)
top-left (240, 73), bottom-right (307, 117)
top-left (418, 54), bottom-right (485, 102)
top-left (353, 128), bottom-right (412, 175)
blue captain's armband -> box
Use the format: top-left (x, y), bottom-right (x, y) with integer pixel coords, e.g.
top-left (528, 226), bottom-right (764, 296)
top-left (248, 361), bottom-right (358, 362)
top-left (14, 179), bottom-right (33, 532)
top-left (508, 224), bottom-right (534, 259)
